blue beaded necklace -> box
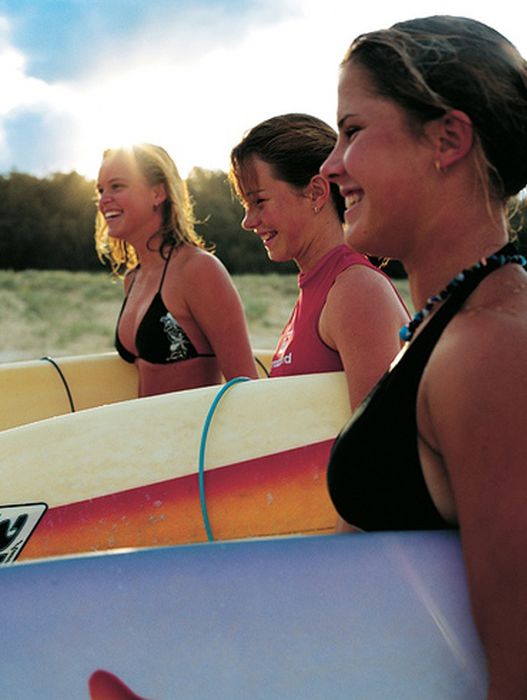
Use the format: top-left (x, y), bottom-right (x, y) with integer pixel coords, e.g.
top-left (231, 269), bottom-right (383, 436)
top-left (399, 244), bottom-right (527, 342)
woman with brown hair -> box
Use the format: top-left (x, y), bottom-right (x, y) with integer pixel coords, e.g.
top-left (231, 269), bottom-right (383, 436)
top-left (230, 113), bottom-right (409, 411)
top-left (321, 16), bottom-right (527, 697)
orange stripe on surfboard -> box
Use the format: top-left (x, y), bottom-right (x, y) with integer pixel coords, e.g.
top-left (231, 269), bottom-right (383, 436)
top-left (20, 439), bottom-right (336, 560)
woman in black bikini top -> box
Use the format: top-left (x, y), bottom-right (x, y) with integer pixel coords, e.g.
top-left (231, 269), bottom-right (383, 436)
top-left (320, 16), bottom-right (527, 697)
top-left (96, 143), bottom-right (258, 396)
top-left (114, 245), bottom-right (214, 365)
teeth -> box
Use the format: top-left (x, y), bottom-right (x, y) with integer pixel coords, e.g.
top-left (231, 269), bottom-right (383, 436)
top-left (346, 192), bottom-right (363, 207)
top-left (104, 211), bottom-right (121, 220)
top-left (261, 231), bottom-right (277, 242)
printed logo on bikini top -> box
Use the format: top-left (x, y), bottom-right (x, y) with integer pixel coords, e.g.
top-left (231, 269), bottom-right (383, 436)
top-left (0, 503), bottom-right (47, 565)
top-left (160, 312), bottom-right (194, 361)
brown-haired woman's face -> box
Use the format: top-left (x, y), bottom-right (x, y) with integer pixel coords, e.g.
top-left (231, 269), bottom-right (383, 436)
top-left (321, 62), bottom-right (436, 258)
top-left (239, 156), bottom-right (315, 264)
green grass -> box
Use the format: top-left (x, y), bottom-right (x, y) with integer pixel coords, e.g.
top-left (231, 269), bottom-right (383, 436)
top-left (0, 269), bottom-right (411, 363)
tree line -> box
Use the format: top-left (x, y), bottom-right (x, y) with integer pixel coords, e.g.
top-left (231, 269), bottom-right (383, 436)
top-left (0, 168), bottom-right (294, 275)
top-left (0, 168), bottom-right (525, 275)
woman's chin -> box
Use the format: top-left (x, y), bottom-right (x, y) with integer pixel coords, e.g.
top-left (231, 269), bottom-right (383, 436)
top-left (108, 228), bottom-right (127, 241)
top-left (266, 249), bottom-right (288, 264)
top-left (344, 224), bottom-right (383, 257)
top-left (343, 223), bottom-right (364, 251)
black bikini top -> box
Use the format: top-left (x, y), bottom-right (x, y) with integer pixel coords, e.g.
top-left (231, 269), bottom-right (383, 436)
top-left (115, 247), bottom-right (215, 365)
top-left (327, 242), bottom-right (520, 532)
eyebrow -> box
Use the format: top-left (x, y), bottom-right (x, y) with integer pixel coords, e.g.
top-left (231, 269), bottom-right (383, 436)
top-left (245, 187), bottom-right (265, 197)
top-left (96, 176), bottom-right (130, 192)
top-left (337, 113), bottom-right (357, 130)
top-left (99, 175), bottom-right (130, 186)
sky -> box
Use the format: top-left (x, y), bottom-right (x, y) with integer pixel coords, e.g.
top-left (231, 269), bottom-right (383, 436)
top-left (0, 0), bottom-right (526, 181)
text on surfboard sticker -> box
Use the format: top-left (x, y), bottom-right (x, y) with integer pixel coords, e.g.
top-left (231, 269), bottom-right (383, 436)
top-left (0, 503), bottom-right (48, 564)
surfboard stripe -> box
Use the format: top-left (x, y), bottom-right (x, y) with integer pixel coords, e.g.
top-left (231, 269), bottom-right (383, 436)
top-left (20, 439), bottom-right (336, 560)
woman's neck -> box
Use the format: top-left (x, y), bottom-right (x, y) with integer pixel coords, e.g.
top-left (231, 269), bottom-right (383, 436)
top-left (295, 215), bottom-right (345, 274)
top-left (404, 207), bottom-right (508, 310)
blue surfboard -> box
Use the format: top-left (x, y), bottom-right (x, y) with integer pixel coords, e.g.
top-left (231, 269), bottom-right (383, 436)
top-left (0, 531), bottom-right (486, 699)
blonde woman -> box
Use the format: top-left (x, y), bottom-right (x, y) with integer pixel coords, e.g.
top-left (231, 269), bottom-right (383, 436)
top-left (96, 144), bottom-right (257, 397)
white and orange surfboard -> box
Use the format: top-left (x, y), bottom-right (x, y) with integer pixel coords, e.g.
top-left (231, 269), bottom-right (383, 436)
top-left (0, 366), bottom-right (350, 562)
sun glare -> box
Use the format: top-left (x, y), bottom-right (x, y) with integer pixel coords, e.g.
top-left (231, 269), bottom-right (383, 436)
top-left (68, 12), bottom-right (344, 182)
top-left (2, 0), bottom-right (526, 180)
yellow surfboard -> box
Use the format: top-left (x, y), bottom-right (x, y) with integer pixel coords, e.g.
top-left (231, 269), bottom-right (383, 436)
top-left (0, 349), bottom-right (272, 431)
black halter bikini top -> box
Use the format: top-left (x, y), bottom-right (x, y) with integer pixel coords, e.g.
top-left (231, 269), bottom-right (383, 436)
top-left (115, 247), bottom-right (215, 365)
top-left (327, 242), bottom-right (520, 531)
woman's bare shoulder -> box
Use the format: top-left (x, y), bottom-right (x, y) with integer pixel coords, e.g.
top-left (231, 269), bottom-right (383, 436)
top-left (422, 305), bottom-right (527, 453)
top-left (328, 264), bottom-right (409, 324)
top-left (179, 246), bottom-right (226, 277)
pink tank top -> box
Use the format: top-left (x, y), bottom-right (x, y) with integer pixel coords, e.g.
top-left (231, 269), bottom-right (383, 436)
top-left (270, 245), bottom-right (378, 377)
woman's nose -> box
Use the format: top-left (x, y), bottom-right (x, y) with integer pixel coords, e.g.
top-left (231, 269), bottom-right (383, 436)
top-left (241, 209), bottom-right (258, 231)
top-left (98, 191), bottom-right (112, 209)
top-left (320, 145), bottom-right (342, 182)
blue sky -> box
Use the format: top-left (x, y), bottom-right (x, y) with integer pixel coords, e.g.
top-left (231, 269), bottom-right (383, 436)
top-left (1, 0), bottom-right (525, 181)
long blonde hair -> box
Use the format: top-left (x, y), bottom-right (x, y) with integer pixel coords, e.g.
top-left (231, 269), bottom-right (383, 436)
top-left (95, 143), bottom-right (206, 276)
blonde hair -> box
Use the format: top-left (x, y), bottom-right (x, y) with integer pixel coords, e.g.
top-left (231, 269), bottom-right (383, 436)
top-left (95, 143), bottom-right (206, 276)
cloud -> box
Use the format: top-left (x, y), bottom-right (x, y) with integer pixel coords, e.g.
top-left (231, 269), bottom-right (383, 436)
top-left (58, 0), bottom-right (350, 179)
top-left (0, 18), bottom-right (42, 152)
top-left (0, 15), bottom-right (77, 169)
top-left (2, 2), bottom-right (305, 176)
top-left (1, 1), bottom-right (526, 178)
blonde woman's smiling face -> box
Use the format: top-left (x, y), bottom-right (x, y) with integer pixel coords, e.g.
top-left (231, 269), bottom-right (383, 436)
top-left (97, 151), bottom-right (162, 244)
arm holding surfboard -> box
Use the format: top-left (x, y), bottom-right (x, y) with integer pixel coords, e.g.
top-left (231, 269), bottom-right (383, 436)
top-left (182, 250), bottom-right (259, 383)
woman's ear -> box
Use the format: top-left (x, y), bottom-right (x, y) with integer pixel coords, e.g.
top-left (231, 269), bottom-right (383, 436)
top-left (307, 174), bottom-right (331, 211)
top-left (152, 183), bottom-right (167, 206)
top-left (428, 109), bottom-right (474, 171)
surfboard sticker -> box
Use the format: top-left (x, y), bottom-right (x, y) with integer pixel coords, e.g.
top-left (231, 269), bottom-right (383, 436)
top-left (0, 503), bottom-right (48, 564)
